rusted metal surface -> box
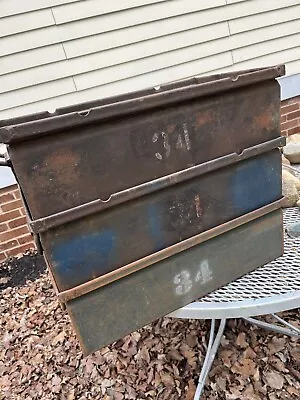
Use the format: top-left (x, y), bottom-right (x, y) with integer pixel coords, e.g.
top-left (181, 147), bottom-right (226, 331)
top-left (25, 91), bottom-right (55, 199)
top-left (0, 66), bottom-right (285, 355)
top-left (67, 210), bottom-right (283, 355)
top-left (29, 136), bottom-right (285, 234)
top-left (41, 150), bottom-right (282, 292)
top-left (4, 68), bottom-right (284, 220)
top-left (58, 199), bottom-right (284, 304)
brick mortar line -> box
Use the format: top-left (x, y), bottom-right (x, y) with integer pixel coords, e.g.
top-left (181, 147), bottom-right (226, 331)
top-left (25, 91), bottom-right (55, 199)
top-left (283, 104), bottom-right (300, 111)
top-left (17, 234), bottom-right (34, 243)
top-left (0, 195), bottom-right (16, 204)
top-left (1, 201), bottom-right (23, 212)
top-left (281, 118), bottom-right (300, 126)
top-left (281, 103), bottom-right (300, 111)
top-left (285, 103), bottom-right (300, 111)
top-left (6, 215), bottom-right (27, 222)
top-left (7, 215), bottom-right (27, 222)
top-left (286, 114), bottom-right (300, 121)
top-left (3, 243), bottom-right (36, 258)
top-left (0, 226), bottom-right (30, 241)
top-left (281, 117), bottom-right (300, 123)
top-left (0, 207), bottom-right (25, 216)
top-left (0, 204), bottom-right (24, 211)
top-left (281, 119), bottom-right (300, 129)
top-left (0, 185), bottom-right (18, 196)
top-left (3, 240), bottom-right (35, 252)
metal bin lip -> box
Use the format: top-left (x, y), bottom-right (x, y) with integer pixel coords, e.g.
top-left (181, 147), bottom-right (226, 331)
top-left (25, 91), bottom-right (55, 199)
top-left (28, 136), bottom-right (285, 234)
top-left (58, 199), bottom-right (285, 303)
top-left (0, 65), bottom-right (285, 144)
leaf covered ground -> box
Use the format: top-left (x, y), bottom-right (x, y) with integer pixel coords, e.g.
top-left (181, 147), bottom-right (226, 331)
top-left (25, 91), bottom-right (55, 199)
top-left (0, 253), bottom-right (300, 400)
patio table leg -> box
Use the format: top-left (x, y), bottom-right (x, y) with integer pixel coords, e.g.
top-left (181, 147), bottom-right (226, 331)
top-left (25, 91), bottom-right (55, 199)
top-left (194, 318), bottom-right (226, 400)
top-left (243, 315), bottom-right (300, 338)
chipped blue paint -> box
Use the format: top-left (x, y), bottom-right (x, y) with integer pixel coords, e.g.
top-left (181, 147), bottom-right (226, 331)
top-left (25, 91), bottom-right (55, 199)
top-left (52, 228), bottom-right (116, 289)
top-left (231, 157), bottom-right (281, 213)
top-left (47, 152), bottom-right (282, 292)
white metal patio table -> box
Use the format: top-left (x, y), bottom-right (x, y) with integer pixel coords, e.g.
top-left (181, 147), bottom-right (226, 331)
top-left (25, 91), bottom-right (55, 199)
top-left (169, 204), bottom-right (300, 399)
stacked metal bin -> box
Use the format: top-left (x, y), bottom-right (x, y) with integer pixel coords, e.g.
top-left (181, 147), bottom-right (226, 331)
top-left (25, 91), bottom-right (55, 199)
top-left (0, 65), bottom-right (285, 355)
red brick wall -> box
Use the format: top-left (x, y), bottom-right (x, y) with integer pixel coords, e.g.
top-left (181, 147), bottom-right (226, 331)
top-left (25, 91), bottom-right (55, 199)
top-left (281, 95), bottom-right (300, 137)
top-left (1, 96), bottom-right (300, 263)
top-left (0, 185), bottom-right (35, 262)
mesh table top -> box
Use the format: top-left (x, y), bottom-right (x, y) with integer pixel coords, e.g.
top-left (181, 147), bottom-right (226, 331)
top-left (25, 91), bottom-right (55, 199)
top-left (170, 164), bottom-right (300, 319)
top-left (199, 207), bottom-right (300, 303)
top-left (199, 163), bottom-right (300, 304)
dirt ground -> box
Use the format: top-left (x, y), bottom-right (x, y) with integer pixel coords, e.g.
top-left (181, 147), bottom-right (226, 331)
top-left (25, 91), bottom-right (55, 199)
top-left (0, 253), bottom-right (300, 400)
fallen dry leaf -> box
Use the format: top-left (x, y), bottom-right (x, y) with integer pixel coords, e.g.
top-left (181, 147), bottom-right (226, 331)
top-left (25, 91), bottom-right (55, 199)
top-left (1, 252), bottom-right (300, 400)
top-left (243, 347), bottom-right (257, 360)
top-left (286, 385), bottom-right (300, 396)
top-left (264, 371), bottom-right (285, 389)
top-left (185, 379), bottom-right (196, 400)
top-left (220, 349), bottom-right (234, 367)
top-left (253, 367), bottom-right (260, 382)
top-left (290, 347), bottom-right (300, 363)
top-left (160, 372), bottom-right (174, 387)
top-left (168, 348), bottom-right (184, 362)
top-left (236, 332), bottom-right (248, 349)
top-left (53, 330), bottom-right (65, 345)
top-left (1, 331), bottom-right (13, 348)
top-left (51, 374), bottom-right (62, 393)
top-left (186, 331), bottom-right (198, 348)
top-left (231, 358), bottom-right (256, 377)
top-left (215, 376), bottom-right (226, 391)
top-left (269, 355), bottom-right (288, 373)
top-left (267, 337), bottom-right (286, 355)
top-left (242, 383), bottom-right (261, 400)
top-left (66, 389), bottom-right (75, 400)
top-left (114, 392), bottom-right (124, 400)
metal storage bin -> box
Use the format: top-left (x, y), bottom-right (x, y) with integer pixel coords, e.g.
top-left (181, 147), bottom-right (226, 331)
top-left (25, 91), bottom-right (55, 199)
top-left (0, 65), bottom-right (285, 355)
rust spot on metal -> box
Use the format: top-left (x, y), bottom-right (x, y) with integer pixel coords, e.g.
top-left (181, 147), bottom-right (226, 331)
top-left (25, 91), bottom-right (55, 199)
top-left (194, 195), bottom-right (202, 218)
top-left (167, 124), bottom-right (175, 134)
top-left (254, 113), bottom-right (272, 130)
top-left (254, 104), bottom-right (278, 131)
top-left (29, 137), bottom-right (285, 234)
top-left (196, 111), bottom-right (212, 127)
top-left (45, 150), bottom-right (80, 186)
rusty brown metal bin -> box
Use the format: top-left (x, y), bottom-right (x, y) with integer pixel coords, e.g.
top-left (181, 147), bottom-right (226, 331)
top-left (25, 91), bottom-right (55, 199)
top-left (0, 65), bottom-right (285, 355)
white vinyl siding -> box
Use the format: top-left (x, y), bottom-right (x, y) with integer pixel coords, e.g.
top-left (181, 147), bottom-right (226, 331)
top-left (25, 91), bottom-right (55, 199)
top-left (0, 22), bottom-right (229, 93)
top-left (0, 9), bottom-right (55, 37)
top-left (0, 0), bottom-right (299, 119)
top-left (0, 0), bottom-right (79, 18)
top-left (52, 0), bottom-right (172, 24)
top-left (0, 52), bottom-right (232, 119)
top-left (0, 45), bottom-right (66, 76)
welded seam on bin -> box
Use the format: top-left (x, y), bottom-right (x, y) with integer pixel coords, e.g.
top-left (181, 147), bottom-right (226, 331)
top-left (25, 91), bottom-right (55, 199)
top-left (58, 199), bottom-right (284, 303)
top-left (29, 136), bottom-right (285, 234)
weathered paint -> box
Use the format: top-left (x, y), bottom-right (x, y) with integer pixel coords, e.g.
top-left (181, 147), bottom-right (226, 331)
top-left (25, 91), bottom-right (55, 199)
top-left (230, 153), bottom-right (281, 212)
top-left (52, 228), bottom-right (117, 280)
top-left (41, 150), bottom-right (281, 291)
top-left (0, 67), bottom-right (284, 355)
top-left (6, 74), bottom-right (281, 220)
top-left (147, 203), bottom-right (165, 252)
top-left (67, 210), bottom-right (283, 355)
